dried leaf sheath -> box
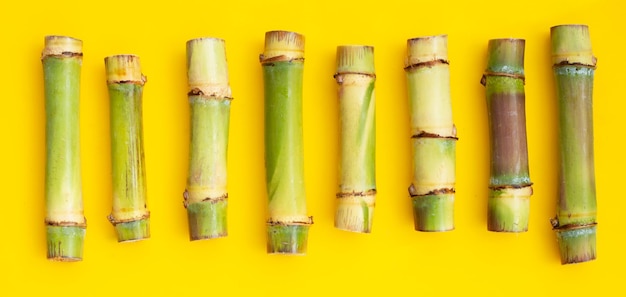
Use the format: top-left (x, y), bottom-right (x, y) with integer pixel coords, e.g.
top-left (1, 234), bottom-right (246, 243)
top-left (405, 35), bottom-right (457, 232)
top-left (482, 39), bottom-right (532, 232)
top-left (43, 36), bottom-right (86, 261)
top-left (334, 45), bottom-right (376, 233)
top-left (105, 55), bottom-right (150, 242)
top-left (551, 25), bottom-right (598, 264)
top-left (260, 31), bottom-right (312, 254)
top-left (184, 38), bottom-right (232, 240)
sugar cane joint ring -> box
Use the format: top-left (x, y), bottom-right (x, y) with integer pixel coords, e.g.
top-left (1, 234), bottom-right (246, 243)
top-left (336, 189), bottom-right (377, 198)
top-left (552, 60), bottom-right (598, 69)
top-left (551, 221), bottom-right (598, 231)
top-left (267, 217), bottom-right (314, 226)
top-left (182, 190), bottom-right (228, 208)
top-left (480, 71), bottom-right (526, 86)
top-left (259, 55), bottom-right (304, 64)
top-left (411, 131), bottom-right (458, 140)
top-left (44, 219), bottom-right (87, 228)
top-left (333, 72), bottom-right (376, 79)
top-left (107, 212), bottom-right (151, 226)
top-left (403, 59), bottom-right (449, 71)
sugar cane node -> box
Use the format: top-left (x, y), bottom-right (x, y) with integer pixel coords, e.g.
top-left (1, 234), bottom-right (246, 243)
top-left (336, 189), bottom-right (377, 198)
top-left (553, 60), bottom-right (597, 69)
top-left (412, 131), bottom-right (458, 140)
top-left (333, 72), bottom-right (376, 79)
top-left (107, 212), bottom-right (150, 225)
top-left (480, 71), bottom-right (526, 86)
top-left (404, 59), bottom-right (449, 70)
top-left (187, 87), bottom-right (234, 100)
top-left (489, 183), bottom-right (533, 190)
top-left (183, 190), bottom-right (228, 208)
top-left (45, 219), bottom-right (87, 227)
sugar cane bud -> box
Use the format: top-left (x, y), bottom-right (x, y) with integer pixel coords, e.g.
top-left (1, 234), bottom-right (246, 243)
top-left (482, 38), bottom-right (533, 232)
top-left (105, 55), bottom-right (150, 242)
top-left (43, 35), bottom-right (86, 261)
top-left (184, 37), bottom-right (232, 240)
top-left (405, 35), bottom-right (456, 232)
top-left (261, 31), bottom-right (313, 254)
top-left (551, 24), bottom-right (598, 264)
top-left (334, 45), bottom-right (376, 233)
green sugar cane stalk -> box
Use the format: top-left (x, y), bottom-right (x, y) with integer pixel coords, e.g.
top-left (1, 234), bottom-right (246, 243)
top-left (183, 37), bottom-right (232, 240)
top-left (550, 24), bottom-right (598, 264)
top-left (334, 45), bottom-right (376, 233)
top-left (105, 55), bottom-right (150, 242)
top-left (43, 35), bottom-right (87, 261)
top-left (405, 35), bottom-right (457, 232)
top-left (481, 38), bottom-right (533, 232)
top-left (260, 31), bottom-right (313, 254)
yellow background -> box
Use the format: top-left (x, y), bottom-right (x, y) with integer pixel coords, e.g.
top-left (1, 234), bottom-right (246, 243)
top-left (0, 0), bottom-right (623, 295)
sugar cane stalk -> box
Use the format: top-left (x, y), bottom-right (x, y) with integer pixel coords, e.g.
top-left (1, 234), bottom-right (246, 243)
top-left (405, 35), bottom-right (457, 232)
top-left (550, 24), bottom-right (597, 264)
top-left (43, 35), bottom-right (87, 261)
top-left (260, 31), bottom-right (313, 254)
top-left (481, 39), bottom-right (533, 232)
top-left (183, 37), bottom-right (232, 240)
top-left (105, 55), bottom-right (150, 242)
top-left (334, 45), bottom-right (376, 233)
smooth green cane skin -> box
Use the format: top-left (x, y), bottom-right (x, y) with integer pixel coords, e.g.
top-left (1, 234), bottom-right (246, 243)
top-left (109, 83), bottom-right (149, 242)
top-left (263, 61), bottom-right (307, 219)
top-left (556, 226), bottom-right (597, 264)
top-left (186, 97), bottom-right (230, 240)
top-left (406, 65), bottom-right (453, 136)
top-left (412, 194), bottom-right (454, 232)
top-left (187, 200), bottom-right (227, 240)
top-left (338, 81), bottom-right (376, 192)
top-left (411, 137), bottom-right (455, 231)
top-left (115, 219), bottom-right (150, 242)
top-left (43, 56), bottom-right (85, 260)
top-left (267, 225), bottom-right (310, 254)
top-left (46, 226), bottom-right (85, 261)
top-left (263, 60), bottom-right (310, 253)
top-left (488, 189), bottom-right (530, 232)
top-left (553, 66), bottom-right (597, 263)
top-left (554, 66), bottom-right (596, 227)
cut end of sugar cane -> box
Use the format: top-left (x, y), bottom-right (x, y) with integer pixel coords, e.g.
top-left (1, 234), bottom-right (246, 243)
top-left (406, 35), bottom-right (448, 67)
top-left (335, 193), bottom-right (376, 233)
top-left (335, 45), bottom-right (375, 75)
top-left (555, 224), bottom-right (597, 264)
top-left (42, 35), bottom-right (82, 58)
top-left (551, 25), bottom-right (596, 66)
top-left (267, 221), bottom-right (312, 254)
top-left (186, 199), bottom-right (228, 240)
top-left (113, 218), bottom-right (151, 242)
top-left (485, 38), bottom-right (525, 78)
top-left (411, 192), bottom-right (454, 232)
top-left (46, 225), bottom-right (86, 261)
top-left (261, 31), bottom-right (304, 62)
top-left (186, 37), bottom-right (232, 98)
top-left (105, 54), bottom-right (146, 84)
top-left (488, 186), bottom-right (531, 232)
